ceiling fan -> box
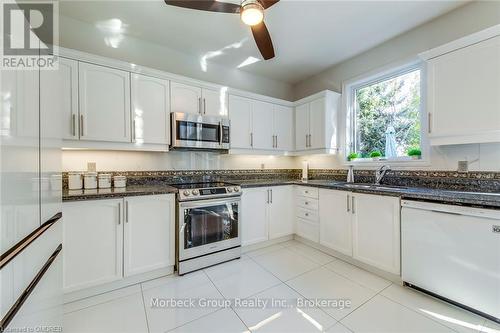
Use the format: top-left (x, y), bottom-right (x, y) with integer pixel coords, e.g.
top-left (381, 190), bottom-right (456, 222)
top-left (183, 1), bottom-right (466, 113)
top-left (164, 0), bottom-right (279, 60)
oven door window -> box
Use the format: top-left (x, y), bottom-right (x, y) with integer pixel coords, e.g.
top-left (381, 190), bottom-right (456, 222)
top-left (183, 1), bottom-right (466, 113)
top-left (184, 202), bottom-right (238, 250)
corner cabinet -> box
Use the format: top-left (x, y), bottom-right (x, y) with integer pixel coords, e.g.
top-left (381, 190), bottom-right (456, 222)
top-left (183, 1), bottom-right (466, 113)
top-left (78, 62), bottom-right (131, 142)
top-left (423, 30), bottom-right (500, 145)
top-left (294, 91), bottom-right (340, 153)
top-left (62, 194), bottom-right (175, 293)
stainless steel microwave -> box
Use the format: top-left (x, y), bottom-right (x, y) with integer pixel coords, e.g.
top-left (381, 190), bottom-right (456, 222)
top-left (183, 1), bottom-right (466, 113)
top-left (170, 112), bottom-right (230, 151)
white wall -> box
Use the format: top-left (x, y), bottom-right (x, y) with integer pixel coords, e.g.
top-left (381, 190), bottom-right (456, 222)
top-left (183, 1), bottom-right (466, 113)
top-left (293, 1), bottom-right (500, 98)
top-left (62, 150), bottom-right (297, 172)
top-left (58, 16), bottom-right (294, 101)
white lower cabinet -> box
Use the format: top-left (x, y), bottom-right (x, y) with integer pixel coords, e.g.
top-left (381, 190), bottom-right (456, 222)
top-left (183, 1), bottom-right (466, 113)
top-left (268, 186), bottom-right (294, 239)
top-left (63, 199), bottom-right (123, 292)
top-left (352, 193), bottom-right (401, 275)
top-left (63, 194), bottom-right (175, 293)
top-left (123, 195), bottom-right (175, 277)
top-left (294, 186), bottom-right (320, 243)
top-left (319, 189), bottom-right (352, 256)
top-left (317, 189), bottom-right (401, 275)
top-left (241, 186), bottom-right (293, 246)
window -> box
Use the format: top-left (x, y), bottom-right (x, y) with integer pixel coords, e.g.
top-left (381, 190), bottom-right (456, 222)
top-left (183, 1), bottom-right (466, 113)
top-left (345, 62), bottom-right (426, 163)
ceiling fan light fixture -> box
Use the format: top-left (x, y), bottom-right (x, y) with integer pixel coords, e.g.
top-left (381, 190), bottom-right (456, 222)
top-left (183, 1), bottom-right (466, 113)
top-left (241, 0), bottom-right (264, 26)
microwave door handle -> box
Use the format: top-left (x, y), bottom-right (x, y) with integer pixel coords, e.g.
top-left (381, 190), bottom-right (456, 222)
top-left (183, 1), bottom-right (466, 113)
top-left (219, 122), bottom-right (223, 145)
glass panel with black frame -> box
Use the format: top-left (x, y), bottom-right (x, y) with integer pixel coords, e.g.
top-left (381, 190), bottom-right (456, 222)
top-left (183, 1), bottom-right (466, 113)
top-left (183, 202), bottom-right (239, 250)
top-left (176, 121), bottom-right (220, 142)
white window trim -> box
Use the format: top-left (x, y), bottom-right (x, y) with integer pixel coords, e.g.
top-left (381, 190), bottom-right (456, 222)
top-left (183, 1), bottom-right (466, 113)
top-left (342, 58), bottom-right (430, 167)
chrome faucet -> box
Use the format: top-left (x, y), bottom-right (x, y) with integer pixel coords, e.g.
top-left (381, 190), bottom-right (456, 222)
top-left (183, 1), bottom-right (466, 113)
top-left (375, 165), bottom-right (391, 185)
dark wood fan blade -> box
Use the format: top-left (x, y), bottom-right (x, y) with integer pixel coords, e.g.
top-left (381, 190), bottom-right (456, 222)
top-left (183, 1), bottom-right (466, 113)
top-left (259, 0), bottom-right (279, 9)
top-left (250, 21), bottom-right (275, 60)
top-left (164, 0), bottom-right (241, 13)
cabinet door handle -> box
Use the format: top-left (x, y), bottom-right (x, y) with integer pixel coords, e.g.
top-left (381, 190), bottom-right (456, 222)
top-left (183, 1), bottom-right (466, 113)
top-left (275, 135), bottom-right (278, 148)
top-left (428, 113), bottom-right (432, 134)
top-left (347, 195), bottom-right (350, 212)
top-left (198, 97), bottom-right (202, 114)
top-left (250, 132), bottom-right (253, 147)
top-left (72, 114), bottom-right (76, 136)
top-left (308, 134), bottom-right (312, 147)
top-left (203, 98), bottom-right (206, 114)
top-left (118, 202), bottom-right (121, 225)
top-left (132, 119), bottom-right (136, 142)
top-left (80, 114), bottom-right (84, 136)
top-left (270, 189), bottom-right (273, 204)
top-left (351, 196), bottom-right (355, 214)
top-left (125, 201), bottom-right (129, 223)
top-left (266, 189), bottom-right (269, 204)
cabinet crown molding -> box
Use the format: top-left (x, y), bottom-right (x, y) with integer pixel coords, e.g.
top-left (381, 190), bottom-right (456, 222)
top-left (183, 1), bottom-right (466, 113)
top-left (419, 24), bottom-right (500, 60)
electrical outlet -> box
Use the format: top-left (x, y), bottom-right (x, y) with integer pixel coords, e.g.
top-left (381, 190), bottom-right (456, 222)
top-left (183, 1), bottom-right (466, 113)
top-left (457, 160), bottom-right (468, 173)
top-left (87, 162), bottom-right (96, 172)
top-left (260, 163), bottom-right (265, 170)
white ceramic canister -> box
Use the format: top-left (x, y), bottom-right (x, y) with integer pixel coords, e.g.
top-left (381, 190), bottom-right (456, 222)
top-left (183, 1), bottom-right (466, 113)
top-left (68, 172), bottom-right (83, 190)
top-left (84, 172), bottom-right (98, 189)
top-left (98, 173), bottom-right (112, 189)
top-left (113, 175), bottom-right (127, 188)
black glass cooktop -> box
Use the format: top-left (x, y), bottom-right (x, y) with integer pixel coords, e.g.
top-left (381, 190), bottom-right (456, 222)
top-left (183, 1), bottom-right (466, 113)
top-left (169, 182), bottom-right (236, 190)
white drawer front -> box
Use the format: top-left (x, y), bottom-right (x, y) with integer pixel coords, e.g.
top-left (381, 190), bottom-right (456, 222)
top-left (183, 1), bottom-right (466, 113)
top-left (296, 186), bottom-right (318, 199)
top-left (296, 207), bottom-right (319, 223)
top-left (295, 218), bottom-right (319, 243)
top-left (296, 196), bottom-right (319, 210)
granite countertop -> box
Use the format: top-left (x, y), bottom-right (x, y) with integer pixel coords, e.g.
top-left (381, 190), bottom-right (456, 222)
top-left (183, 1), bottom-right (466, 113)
top-left (63, 184), bottom-right (178, 202)
top-left (236, 179), bottom-right (500, 208)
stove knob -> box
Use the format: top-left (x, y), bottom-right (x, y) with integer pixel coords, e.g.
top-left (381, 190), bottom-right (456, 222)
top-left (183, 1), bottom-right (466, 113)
top-left (227, 187), bottom-right (233, 193)
top-left (192, 189), bottom-right (199, 196)
top-left (233, 187), bottom-right (240, 192)
top-left (183, 190), bottom-right (190, 196)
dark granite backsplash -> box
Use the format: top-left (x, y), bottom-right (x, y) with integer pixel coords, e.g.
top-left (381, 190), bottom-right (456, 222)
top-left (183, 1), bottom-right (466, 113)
top-left (63, 169), bottom-right (500, 193)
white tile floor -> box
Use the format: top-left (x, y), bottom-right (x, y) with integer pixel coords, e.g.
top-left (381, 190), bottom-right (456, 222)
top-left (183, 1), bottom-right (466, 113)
top-left (63, 240), bottom-right (499, 333)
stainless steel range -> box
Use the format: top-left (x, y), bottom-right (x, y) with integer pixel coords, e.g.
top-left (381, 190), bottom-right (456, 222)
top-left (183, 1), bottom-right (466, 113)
top-left (171, 182), bottom-right (242, 275)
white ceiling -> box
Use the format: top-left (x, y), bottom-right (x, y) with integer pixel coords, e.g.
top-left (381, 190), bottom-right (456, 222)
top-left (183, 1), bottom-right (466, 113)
top-left (60, 0), bottom-right (466, 84)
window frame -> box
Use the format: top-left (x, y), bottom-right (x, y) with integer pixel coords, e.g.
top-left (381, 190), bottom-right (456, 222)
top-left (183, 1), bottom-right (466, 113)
top-left (342, 58), bottom-right (429, 167)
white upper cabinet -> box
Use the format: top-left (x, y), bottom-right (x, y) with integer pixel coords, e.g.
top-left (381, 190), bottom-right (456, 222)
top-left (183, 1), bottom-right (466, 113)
top-left (123, 194), bottom-right (175, 277)
top-left (229, 95), bottom-right (253, 149)
top-left (273, 105), bottom-right (293, 151)
top-left (251, 100), bottom-right (274, 150)
top-left (202, 87), bottom-right (228, 117)
top-left (78, 62), bottom-right (131, 142)
top-left (43, 57), bottom-right (78, 140)
top-left (131, 74), bottom-right (170, 145)
top-left (170, 82), bottom-right (227, 116)
top-left (229, 94), bottom-right (293, 152)
top-left (294, 91), bottom-right (340, 153)
top-left (352, 193), bottom-right (400, 275)
top-left (425, 34), bottom-right (500, 145)
top-left (170, 81), bottom-right (202, 115)
top-left (319, 189), bottom-right (352, 256)
top-left (295, 103), bottom-right (309, 150)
